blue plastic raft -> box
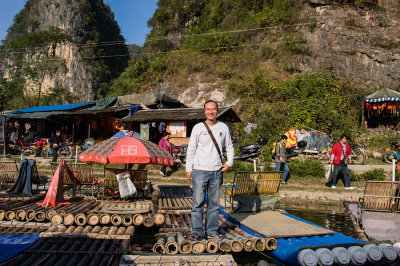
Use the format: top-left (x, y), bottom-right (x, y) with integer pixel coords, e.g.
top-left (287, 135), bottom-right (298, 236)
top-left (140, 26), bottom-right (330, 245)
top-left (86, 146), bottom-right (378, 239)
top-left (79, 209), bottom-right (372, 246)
top-left (0, 234), bottom-right (40, 263)
top-left (219, 207), bottom-right (368, 265)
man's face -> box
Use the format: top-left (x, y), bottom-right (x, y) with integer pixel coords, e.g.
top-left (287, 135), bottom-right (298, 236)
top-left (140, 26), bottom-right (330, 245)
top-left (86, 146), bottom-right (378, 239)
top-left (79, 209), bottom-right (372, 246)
top-left (204, 102), bottom-right (218, 121)
top-left (281, 138), bottom-right (287, 144)
top-left (340, 137), bottom-right (347, 144)
top-left (56, 132), bottom-right (61, 136)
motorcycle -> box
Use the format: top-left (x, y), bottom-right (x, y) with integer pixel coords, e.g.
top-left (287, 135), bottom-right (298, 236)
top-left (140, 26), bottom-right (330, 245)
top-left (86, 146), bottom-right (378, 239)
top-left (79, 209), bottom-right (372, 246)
top-left (236, 137), bottom-right (267, 163)
top-left (383, 141), bottom-right (400, 163)
top-left (58, 139), bottom-right (73, 158)
top-left (41, 139), bottom-right (73, 159)
top-left (173, 144), bottom-right (188, 164)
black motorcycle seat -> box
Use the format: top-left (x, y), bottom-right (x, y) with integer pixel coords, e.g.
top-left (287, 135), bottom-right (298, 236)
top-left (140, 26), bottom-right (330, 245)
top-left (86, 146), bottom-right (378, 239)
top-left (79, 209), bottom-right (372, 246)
top-left (239, 144), bottom-right (258, 151)
top-left (350, 145), bottom-right (358, 150)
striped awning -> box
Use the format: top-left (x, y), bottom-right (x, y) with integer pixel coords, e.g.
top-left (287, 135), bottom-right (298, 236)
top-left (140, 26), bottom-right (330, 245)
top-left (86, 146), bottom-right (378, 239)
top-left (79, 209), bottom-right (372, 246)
top-left (365, 97), bottom-right (400, 103)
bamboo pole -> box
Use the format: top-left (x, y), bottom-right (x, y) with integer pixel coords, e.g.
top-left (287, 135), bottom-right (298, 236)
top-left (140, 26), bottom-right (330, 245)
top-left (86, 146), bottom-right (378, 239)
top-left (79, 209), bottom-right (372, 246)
top-left (165, 234), bottom-right (179, 255)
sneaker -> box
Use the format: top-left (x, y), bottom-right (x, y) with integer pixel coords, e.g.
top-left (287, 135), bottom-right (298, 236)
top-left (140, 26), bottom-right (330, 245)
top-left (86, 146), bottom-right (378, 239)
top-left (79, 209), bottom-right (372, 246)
top-left (331, 186), bottom-right (336, 189)
top-left (160, 171), bottom-right (167, 177)
top-left (188, 232), bottom-right (203, 241)
top-left (345, 186), bottom-right (355, 190)
top-left (207, 233), bottom-right (220, 240)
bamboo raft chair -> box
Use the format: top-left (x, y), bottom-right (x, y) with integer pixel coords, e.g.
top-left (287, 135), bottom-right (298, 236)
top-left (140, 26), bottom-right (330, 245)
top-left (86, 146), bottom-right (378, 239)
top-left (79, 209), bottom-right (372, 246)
top-left (50, 161), bottom-right (96, 197)
top-left (224, 171), bottom-right (282, 209)
top-left (360, 180), bottom-right (400, 213)
top-left (0, 161), bottom-right (19, 189)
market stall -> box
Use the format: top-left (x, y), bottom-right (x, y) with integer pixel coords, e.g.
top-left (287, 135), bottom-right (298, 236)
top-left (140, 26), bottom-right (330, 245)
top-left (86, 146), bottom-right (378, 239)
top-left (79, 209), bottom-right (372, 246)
top-left (363, 88), bottom-right (400, 129)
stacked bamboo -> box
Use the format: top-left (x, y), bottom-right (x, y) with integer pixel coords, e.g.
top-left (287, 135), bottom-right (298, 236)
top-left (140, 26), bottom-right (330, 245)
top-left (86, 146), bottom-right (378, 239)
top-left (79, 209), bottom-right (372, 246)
top-left (158, 197), bottom-right (192, 210)
top-left (40, 225), bottom-right (135, 240)
top-left (0, 194), bottom-right (45, 211)
top-left (7, 237), bottom-right (129, 266)
top-left (0, 225), bottom-right (48, 236)
top-left (152, 214), bottom-right (277, 255)
top-left (86, 200), bottom-right (165, 227)
top-left (157, 185), bottom-right (193, 198)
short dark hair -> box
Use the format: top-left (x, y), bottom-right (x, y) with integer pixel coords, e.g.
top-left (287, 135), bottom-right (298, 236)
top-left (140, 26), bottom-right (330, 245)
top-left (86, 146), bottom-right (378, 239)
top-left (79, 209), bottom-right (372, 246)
top-left (204, 100), bottom-right (218, 110)
top-left (340, 134), bottom-right (348, 140)
top-left (281, 135), bottom-right (288, 140)
top-left (56, 130), bottom-right (61, 134)
top-left (162, 131), bottom-right (170, 137)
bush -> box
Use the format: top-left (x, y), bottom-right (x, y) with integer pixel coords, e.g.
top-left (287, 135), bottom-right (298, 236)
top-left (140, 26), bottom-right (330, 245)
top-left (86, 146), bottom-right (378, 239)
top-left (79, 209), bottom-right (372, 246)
top-left (289, 159), bottom-right (325, 177)
top-left (230, 160), bottom-right (255, 172)
top-left (360, 168), bottom-right (385, 181)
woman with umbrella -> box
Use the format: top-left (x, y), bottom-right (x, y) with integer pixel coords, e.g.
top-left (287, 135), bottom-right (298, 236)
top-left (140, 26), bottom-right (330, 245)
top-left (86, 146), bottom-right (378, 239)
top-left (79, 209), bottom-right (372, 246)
top-left (159, 131), bottom-right (173, 177)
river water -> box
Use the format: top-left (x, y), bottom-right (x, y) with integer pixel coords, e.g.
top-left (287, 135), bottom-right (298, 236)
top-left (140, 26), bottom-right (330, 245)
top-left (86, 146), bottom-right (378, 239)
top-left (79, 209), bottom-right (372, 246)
top-left (232, 200), bottom-right (359, 265)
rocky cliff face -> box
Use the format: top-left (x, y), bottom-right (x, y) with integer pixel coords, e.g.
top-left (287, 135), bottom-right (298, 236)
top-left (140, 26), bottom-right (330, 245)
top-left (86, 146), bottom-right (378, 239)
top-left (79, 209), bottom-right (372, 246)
top-left (1, 0), bottom-right (128, 103)
top-left (300, 0), bottom-right (400, 89)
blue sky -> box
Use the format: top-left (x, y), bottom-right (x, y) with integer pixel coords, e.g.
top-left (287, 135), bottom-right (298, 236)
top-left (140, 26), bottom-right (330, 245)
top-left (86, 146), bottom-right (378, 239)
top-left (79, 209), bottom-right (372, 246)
top-left (0, 0), bottom-right (158, 46)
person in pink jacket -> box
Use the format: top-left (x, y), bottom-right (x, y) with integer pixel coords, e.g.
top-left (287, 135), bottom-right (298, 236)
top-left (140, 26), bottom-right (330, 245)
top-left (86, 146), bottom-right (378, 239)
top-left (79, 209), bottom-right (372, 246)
top-left (159, 131), bottom-right (173, 177)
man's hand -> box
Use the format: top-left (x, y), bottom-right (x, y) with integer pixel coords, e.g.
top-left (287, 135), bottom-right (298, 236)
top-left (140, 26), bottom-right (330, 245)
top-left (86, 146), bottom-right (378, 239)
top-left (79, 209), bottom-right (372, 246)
top-left (330, 160), bottom-right (333, 164)
top-left (186, 172), bottom-right (192, 180)
top-left (279, 157), bottom-right (284, 163)
top-left (349, 158), bottom-right (352, 165)
top-left (220, 164), bottom-right (230, 173)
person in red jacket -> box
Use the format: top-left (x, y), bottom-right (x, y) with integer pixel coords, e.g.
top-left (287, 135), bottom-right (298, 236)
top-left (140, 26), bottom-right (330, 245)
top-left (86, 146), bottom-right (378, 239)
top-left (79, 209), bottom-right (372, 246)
top-left (330, 134), bottom-right (354, 189)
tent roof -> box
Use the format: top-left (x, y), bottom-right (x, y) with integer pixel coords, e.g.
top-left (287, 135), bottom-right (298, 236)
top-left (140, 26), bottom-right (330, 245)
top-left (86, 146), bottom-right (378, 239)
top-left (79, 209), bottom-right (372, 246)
top-left (122, 107), bottom-right (241, 123)
top-left (115, 92), bottom-right (186, 108)
top-left (8, 112), bottom-right (55, 119)
top-left (12, 102), bottom-right (95, 114)
top-left (365, 88), bottom-right (400, 102)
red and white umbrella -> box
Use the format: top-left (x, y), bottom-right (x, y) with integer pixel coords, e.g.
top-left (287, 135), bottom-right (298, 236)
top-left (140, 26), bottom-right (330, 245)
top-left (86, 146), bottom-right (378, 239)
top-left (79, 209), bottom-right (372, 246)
top-left (79, 136), bottom-right (174, 165)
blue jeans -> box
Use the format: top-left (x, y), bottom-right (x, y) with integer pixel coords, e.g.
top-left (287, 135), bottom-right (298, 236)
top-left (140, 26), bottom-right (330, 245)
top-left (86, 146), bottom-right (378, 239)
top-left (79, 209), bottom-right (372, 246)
top-left (275, 162), bottom-right (289, 182)
top-left (331, 160), bottom-right (351, 187)
top-left (191, 169), bottom-right (221, 235)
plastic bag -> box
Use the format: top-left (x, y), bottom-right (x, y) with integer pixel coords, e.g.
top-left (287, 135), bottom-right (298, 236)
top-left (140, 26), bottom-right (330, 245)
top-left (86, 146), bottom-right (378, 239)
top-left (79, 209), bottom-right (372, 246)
top-left (116, 171), bottom-right (137, 198)
top-left (325, 165), bottom-right (333, 180)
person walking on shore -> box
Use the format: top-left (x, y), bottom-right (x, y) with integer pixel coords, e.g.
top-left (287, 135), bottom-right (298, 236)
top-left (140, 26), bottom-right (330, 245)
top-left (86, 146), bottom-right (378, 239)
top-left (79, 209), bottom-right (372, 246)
top-left (186, 100), bottom-right (234, 240)
top-left (330, 134), bottom-right (354, 189)
top-left (49, 130), bottom-right (61, 162)
top-left (159, 131), bottom-right (172, 177)
top-left (275, 135), bottom-right (289, 184)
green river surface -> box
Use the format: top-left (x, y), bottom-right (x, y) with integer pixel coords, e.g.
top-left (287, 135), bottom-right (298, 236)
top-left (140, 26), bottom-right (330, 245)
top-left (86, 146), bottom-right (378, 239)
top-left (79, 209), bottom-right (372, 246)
top-left (232, 200), bottom-right (359, 265)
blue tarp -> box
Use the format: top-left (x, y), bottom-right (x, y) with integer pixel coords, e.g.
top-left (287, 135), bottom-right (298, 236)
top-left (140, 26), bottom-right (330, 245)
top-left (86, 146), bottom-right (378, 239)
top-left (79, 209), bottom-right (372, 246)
top-left (12, 102), bottom-right (95, 114)
top-left (0, 234), bottom-right (40, 263)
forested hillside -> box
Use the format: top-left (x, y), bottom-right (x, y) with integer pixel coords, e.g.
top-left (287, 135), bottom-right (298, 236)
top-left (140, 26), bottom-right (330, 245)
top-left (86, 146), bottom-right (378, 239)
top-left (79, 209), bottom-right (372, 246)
top-left (111, 0), bottom-right (400, 142)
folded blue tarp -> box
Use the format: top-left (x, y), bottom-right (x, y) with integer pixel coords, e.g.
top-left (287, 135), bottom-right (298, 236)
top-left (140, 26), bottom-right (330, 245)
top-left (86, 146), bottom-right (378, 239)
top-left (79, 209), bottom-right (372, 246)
top-left (0, 234), bottom-right (40, 263)
top-left (12, 102), bottom-right (95, 114)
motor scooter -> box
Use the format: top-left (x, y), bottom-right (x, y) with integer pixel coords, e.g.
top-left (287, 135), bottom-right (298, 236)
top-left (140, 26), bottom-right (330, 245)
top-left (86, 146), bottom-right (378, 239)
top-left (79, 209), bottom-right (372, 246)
top-left (236, 137), bottom-right (267, 162)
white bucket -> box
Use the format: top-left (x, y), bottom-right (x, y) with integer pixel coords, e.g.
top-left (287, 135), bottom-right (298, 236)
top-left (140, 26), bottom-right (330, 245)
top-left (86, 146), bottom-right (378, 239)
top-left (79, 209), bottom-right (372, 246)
top-left (362, 244), bottom-right (382, 264)
top-left (378, 244), bottom-right (398, 263)
top-left (298, 249), bottom-right (318, 266)
top-left (315, 248), bottom-right (334, 266)
top-left (332, 247), bottom-right (351, 265)
top-left (348, 246), bottom-right (367, 265)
